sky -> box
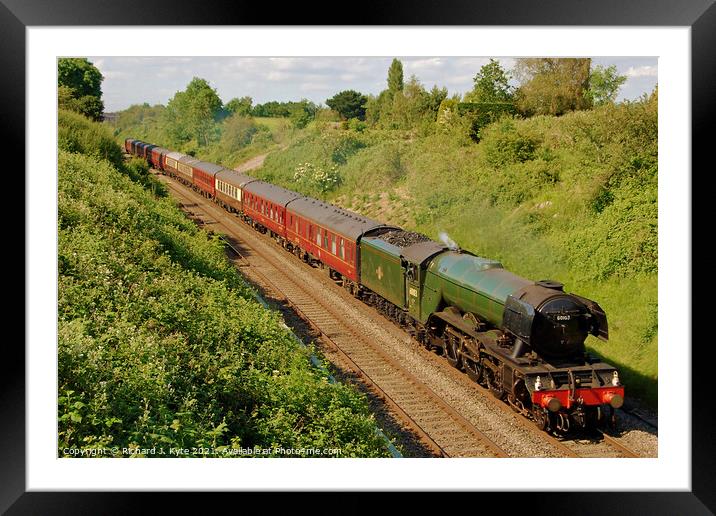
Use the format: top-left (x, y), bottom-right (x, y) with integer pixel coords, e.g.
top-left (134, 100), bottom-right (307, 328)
top-left (88, 56), bottom-right (658, 113)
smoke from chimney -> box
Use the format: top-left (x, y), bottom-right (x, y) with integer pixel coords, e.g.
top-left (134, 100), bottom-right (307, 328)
top-left (438, 231), bottom-right (460, 251)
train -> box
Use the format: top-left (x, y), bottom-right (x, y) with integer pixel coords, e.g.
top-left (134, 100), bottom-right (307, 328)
top-left (125, 138), bottom-right (625, 434)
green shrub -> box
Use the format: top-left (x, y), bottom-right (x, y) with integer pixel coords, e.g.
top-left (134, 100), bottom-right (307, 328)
top-left (331, 134), bottom-right (366, 165)
top-left (563, 177), bottom-right (657, 280)
top-left (347, 118), bottom-right (367, 132)
top-left (480, 117), bottom-right (539, 168)
top-left (58, 109), bottom-right (124, 168)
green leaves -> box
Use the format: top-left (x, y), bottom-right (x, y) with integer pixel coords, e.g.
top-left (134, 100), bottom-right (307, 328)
top-left (465, 58), bottom-right (514, 105)
top-left (163, 77), bottom-right (224, 147)
top-left (326, 90), bottom-right (368, 121)
top-left (587, 65), bottom-right (627, 106)
top-left (57, 58), bottom-right (104, 121)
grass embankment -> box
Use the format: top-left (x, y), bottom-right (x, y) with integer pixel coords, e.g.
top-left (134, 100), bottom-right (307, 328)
top-left (249, 101), bottom-right (659, 407)
top-left (58, 110), bottom-right (390, 457)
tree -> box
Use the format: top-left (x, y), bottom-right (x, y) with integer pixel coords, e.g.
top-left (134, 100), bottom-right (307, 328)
top-left (225, 96), bottom-right (253, 116)
top-left (587, 65), bottom-right (627, 106)
top-left (425, 85), bottom-right (449, 116)
top-left (57, 58), bottom-right (105, 121)
top-left (458, 59), bottom-right (519, 141)
top-left (163, 77), bottom-right (223, 147)
top-left (465, 59), bottom-right (514, 104)
top-left (326, 90), bottom-right (368, 121)
top-left (364, 91), bottom-right (390, 126)
top-left (57, 85), bottom-right (77, 112)
top-left (387, 58), bottom-right (404, 95)
top-left (514, 58), bottom-right (592, 116)
top-left (219, 114), bottom-right (259, 154)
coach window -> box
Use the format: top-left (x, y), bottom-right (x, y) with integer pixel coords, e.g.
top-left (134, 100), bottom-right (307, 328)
top-left (339, 238), bottom-right (344, 260)
top-left (331, 234), bottom-right (337, 255)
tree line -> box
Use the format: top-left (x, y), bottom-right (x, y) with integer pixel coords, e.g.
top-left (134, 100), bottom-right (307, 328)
top-left (59, 56), bottom-right (635, 150)
top-left (325, 58), bottom-right (629, 140)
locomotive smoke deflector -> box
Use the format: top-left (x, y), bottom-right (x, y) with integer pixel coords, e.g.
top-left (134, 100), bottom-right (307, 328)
top-left (572, 293), bottom-right (609, 341)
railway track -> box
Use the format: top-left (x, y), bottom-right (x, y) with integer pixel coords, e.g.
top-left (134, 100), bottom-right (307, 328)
top-left (152, 169), bottom-right (643, 459)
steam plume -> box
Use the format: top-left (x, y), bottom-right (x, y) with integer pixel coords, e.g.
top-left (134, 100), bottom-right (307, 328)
top-left (438, 231), bottom-right (459, 251)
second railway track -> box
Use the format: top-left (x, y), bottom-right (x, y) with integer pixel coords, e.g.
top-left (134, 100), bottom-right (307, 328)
top-left (153, 169), bottom-right (644, 459)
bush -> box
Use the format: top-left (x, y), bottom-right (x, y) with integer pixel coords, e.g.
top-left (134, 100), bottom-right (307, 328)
top-left (219, 115), bottom-right (259, 155)
top-left (563, 177), bottom-right (657, 280)
top-left (347, 118), bottom-right (367, 133)
top-left (58, 109), bottom-right (124, 168)
top-left (331, 134), bottom-right (366, 164)
top-left (480, 117), bottom-right (539, 168)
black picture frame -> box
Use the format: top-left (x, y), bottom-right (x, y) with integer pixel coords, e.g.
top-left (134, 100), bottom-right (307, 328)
top-left (7, 0), bottom-right (711, 513)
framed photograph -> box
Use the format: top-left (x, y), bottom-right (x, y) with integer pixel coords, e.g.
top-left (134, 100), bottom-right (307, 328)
top-left (11, 0), bottom-right (710, 512)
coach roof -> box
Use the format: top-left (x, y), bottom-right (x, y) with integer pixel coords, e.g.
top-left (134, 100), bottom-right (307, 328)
top-left (166, 151), bottom-right (187, 161)
top-left (192, 161), bottom-right (226, 175)
top-left (215, 169), bottom-right (259, 189)
top-left (287, 196), bottom-right (393, 240)
top-left (244, 180), bottom-right (302, 206)
top-left (177, 154), bottom-right (201, 164)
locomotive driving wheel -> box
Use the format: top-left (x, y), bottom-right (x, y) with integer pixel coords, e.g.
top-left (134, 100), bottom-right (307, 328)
top-left (485, 365), bottom-right (505, 400)
top-left (462, 343), bottom-right (483, 383)
top-left (445, 330), bottom-right (462, 370)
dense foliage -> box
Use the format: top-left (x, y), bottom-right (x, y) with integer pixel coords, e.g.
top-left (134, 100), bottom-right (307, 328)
top-left (587, 65), bottom-right (628, 106)
top-left (58, 112), bottom-right (390, 457)
top-left (326, 90), bottom-right (368, 121)
top-left (163, 77), bottom-right (224, 148)
top-left (57, 58), bottom-right (105, 121)
top-left (514, 58), bottom-right (593, 116)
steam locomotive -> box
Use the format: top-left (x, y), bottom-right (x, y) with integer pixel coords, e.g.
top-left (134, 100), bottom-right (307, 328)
top-left (126, 138), bottom-right (625, 434)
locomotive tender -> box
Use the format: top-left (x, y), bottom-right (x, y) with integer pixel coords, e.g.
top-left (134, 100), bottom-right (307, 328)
top-left (126, 138), bottom-right (625, 434)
